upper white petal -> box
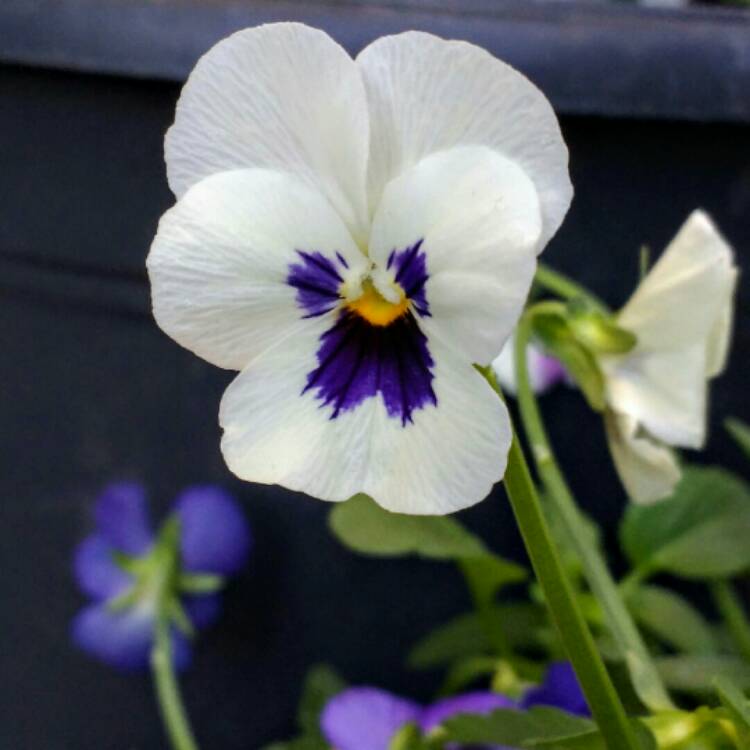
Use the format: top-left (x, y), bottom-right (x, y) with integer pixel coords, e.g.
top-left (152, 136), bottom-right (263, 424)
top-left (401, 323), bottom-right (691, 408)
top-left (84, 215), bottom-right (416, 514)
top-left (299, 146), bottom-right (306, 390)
top-left (603, 210), bottom-right (737, 449)
top-left (219, 327), bottom-right (510, 515)
top-left (604, 411), bottom-right (681, 505)
top-left (368, 146), bottom-right (541, 364)
top-left (165, 23), bottom-right (370, 242)
top-left (357, 31), bottom-right (572, 248)
top-left (147, 168), bottom-right (364, 371)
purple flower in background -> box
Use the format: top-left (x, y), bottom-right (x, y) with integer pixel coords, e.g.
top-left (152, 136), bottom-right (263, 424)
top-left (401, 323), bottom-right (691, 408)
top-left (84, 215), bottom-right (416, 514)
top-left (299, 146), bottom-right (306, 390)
top-left (71, 482), bottom-right (251, 672)
top-left (321, 662), bottom-right (587, 750)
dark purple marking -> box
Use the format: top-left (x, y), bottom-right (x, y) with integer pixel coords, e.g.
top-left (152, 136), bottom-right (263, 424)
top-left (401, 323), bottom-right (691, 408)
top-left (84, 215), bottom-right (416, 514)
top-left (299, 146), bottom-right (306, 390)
top-left (389, 240), bottom-right (430, 317)
top-left (287, 250), bottom-right (345, 318)
top-left (288, 241), bottom-right (436, 425)
top-left (303, 310), bottom-right (436, 425)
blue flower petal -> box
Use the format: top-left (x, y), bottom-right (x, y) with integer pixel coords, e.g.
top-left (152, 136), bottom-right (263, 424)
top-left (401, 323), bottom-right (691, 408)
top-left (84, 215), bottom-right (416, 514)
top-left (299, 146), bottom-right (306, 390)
top-left (321, 687), bottom-right (421, 750)
top-left (183, 593), bottom-right (222, 630)
top-left (71, 602), bottom-right (155, 672)
top-left (94, 482), bottom-right (153, 555)
top-left (173, 486), bottom-right (251, 575)
top-left (420, 691), bottom-right (516, 732)
top-left (73, 535), bottom-right (133, 600)
top-left (71, 602), bottom-right (192, 672)
top-left (521, 662), bottom-right (589, 716)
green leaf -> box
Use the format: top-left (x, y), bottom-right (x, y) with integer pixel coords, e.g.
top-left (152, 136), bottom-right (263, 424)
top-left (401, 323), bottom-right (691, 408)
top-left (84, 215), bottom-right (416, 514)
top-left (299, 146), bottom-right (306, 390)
top-left (459, 555), bottom-right (527, 608)
top-left (657, 655), bottom-right (750, 695)
top-left (532, 721), bottom-right (657, 750)
top-left (714, 676), bottom-right (750, 744)
top-left (627, 585), bottom-right (717, 654)
top-left (329, 494), bottom-right (487, 560)
top-left (438, 656), bottom-right (500, 695)
top-left (726, 418), bottom-right (750, 461)
top-left (408, 604), bottom-right (545, 670)
top-left (297, 664), bottom-right (346, 736)
top-left (441, 706), bottom-right (594, 747)
top-left (620, 467), bottom-right (750, 579)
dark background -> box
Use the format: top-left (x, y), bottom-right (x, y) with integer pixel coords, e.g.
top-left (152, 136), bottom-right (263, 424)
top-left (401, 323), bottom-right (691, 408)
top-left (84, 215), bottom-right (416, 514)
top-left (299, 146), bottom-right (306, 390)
top-left (0, 1), bottom-right (748, 748)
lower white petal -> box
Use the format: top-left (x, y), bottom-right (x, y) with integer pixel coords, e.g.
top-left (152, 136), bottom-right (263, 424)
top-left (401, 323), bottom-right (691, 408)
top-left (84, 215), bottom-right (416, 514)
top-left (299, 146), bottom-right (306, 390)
top-left (604, 411), bottom-right (681, 505)
top-left (368, 146), bottom-right (540, 365)
top-left (148, 168), bottom-right (365, 371)
top-left (603, 345), bottom-right (707, 448)
top-left (219, 324), bottom-right (510, 515)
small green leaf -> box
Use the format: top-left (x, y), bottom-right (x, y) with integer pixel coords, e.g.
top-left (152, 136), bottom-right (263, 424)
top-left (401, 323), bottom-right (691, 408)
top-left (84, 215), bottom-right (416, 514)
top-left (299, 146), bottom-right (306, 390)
top-left (657, 655), bottom-right (750, 695)
top-left (329, 494), bottom-right (487, 560)
top-left (408, 604), bottom-right (545, 670)
top-left (441, 706), bottom-right (594, 747)
top-left (715, 676), bottom-right (750, 746)
top-left (726, 418), bottom-right (750, 461)
top-left (178, 573), bottom-right (224, 594)
top-left (627, 585), bottom-right (717, 654)
top-left (438, 656), bottom-right (500, 695)
top-left (297, 664), bottom-right (346, 736)
top-left (459, 555), bottom-right (527, 608)
top-left (620, 467), bottom-right (750, 580)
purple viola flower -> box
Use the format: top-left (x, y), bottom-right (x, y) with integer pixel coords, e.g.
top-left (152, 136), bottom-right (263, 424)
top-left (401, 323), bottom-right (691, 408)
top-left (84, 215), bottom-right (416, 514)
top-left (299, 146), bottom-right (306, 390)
top-left (71, 482), bottom-right (251, 672)
top-left (321, 662), bottom-right (587, 750)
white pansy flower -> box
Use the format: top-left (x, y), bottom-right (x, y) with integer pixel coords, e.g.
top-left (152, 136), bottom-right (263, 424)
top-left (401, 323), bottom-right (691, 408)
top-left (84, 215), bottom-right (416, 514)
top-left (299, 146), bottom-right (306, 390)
top-left (601, 210), bottom-right (737, 504)
top-left (147, 24), bottom-right (572, 514)
top-left (492, 334), bottom-right (566, 396)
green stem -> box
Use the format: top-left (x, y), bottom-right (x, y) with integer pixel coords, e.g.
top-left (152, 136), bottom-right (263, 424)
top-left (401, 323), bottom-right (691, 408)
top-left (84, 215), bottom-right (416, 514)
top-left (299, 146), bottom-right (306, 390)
top-left (711, 581), bottom-right (750, 661)
top-left (481, 367), bottom-right (641, 750)
top-left (513, 313), bottom-right (674, 712)
top-left (151, 614), bottom-right (199, 750)
top-left (535, 264), bottom-right (609, 313)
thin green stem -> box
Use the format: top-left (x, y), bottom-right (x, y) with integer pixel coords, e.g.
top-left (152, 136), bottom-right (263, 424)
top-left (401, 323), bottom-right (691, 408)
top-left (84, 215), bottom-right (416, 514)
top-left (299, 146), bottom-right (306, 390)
top-left (481, 367), bottom-right (641, 750)
top-left (711, 581), bottom-right (750, 661)
top-left (151, 614), bottom-right (199, 750)
top-left (535, 264), bottom-right (609, 313)
top-left (513, 312), bottom-right (674, 711)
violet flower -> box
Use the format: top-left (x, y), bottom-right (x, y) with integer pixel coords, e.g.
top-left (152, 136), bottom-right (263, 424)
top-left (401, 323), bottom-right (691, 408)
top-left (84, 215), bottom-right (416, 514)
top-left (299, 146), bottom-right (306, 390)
top-left (321, 662), bottom-right (587, 750)
top-left (71, 482), bottom-right (251, 671)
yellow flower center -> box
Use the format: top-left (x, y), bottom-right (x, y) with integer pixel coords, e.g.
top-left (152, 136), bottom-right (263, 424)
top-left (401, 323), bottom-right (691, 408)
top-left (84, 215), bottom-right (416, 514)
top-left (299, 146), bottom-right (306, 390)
top-left (347, 279), bottom-right (409, 327)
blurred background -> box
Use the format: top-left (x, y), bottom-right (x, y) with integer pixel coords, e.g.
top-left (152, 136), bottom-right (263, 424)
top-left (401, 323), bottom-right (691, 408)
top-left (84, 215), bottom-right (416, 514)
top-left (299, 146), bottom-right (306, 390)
top-left (0, 1), bottom-right (748, 747)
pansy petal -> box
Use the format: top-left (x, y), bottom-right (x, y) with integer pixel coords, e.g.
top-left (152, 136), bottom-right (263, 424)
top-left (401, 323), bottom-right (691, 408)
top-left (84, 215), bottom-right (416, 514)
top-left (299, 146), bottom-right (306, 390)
top-left (604, 345), bottom-right (708, 448)
top-left (492, 335), bottom-right (566, 396)
top-left (71, 602), bottom-right (155, 672)
top-left (165, 23), bottom-right (370, 241)
top-left (183, 593), bottom-right (222, 630)
top-left (220, 324), bottom-right (510, 515)
top-left (94, 482), bottom-right (153, 555)
top-left (420, 692), bottom-right (515, 732)
top-left (617, 211), bottom-right (736, 354)
top-left (521, 662), bottom-right (589, 716)
top-left (148, 168), bottom-right (366, 371)
top-left (173, 486), bottom-right (251, 575)
top-left (321, 687), bottom-right (421, 750)
top-left (369, 146), bottom-right (541, 364)
top-left (604, 411), bottom-right (681, 504)
top-left (73, 535), bottom-right (133, 600)
top-left (357, 31), bottom-right (572, 247)
top-left (71, 603), bottom-right (192, 672)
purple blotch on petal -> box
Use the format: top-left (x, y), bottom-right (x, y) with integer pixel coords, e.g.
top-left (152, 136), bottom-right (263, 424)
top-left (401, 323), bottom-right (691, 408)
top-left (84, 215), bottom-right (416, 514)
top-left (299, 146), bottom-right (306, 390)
top-left (521, 662), bottom-right (589, 717)
top-left (304, 310), bottom-right (436, 425)
top-left (94, 482), bottom-right (153, 555)
top-left (321, 687), bottom-right (421, 750)
top-left (74, 534), bottom-right (133, 600)
top-left (173, 486), bottom-right (252, 575)
top-left (390, 240), bottom-right (430, 317)
top-left (287, 250), bottom-right (344, 318)
top-left (420, 691), bottom-right (516, 733)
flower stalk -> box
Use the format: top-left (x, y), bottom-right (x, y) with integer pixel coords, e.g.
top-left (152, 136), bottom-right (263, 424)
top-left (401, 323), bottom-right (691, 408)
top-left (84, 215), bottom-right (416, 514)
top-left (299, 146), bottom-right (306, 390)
top-left (481, 367), bottom-right (642, 750)
top-left (513, 309), bottom-right (674, 711)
